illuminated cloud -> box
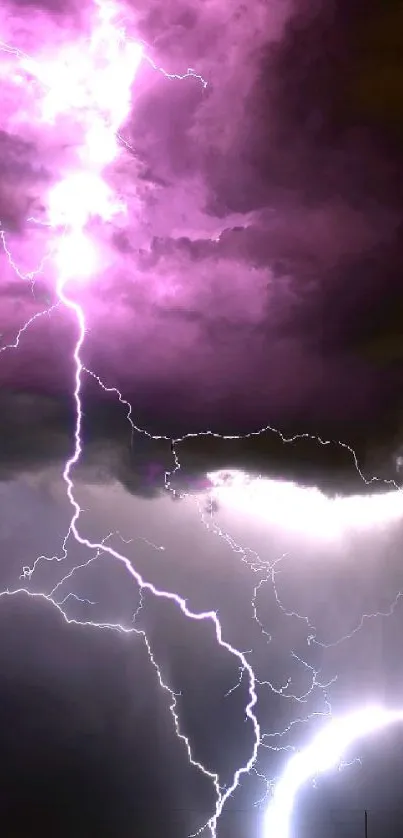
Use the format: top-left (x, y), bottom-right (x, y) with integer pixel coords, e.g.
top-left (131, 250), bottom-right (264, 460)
top-left (0, 0), bottom-right (402, 463)
top-left (206, 471), bottom-right (403, 541)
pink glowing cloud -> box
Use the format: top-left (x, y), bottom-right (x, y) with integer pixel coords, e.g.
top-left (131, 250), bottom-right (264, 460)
top-left (0, 0), bottom-right (402, 471)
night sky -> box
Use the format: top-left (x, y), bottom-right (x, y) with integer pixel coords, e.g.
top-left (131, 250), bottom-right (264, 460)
top-left (1, 0), bottom-right (403, 836)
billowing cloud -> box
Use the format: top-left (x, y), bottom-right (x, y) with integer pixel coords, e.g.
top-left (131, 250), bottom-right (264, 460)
top-left (0, 0), bottom-right (402, 488)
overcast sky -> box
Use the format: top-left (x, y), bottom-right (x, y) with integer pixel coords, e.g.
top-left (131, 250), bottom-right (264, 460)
top-left (1, 0), bottom-right (403, 836)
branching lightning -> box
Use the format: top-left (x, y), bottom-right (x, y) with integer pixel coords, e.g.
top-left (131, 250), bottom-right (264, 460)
top-left (0, 5), bottom-right (258, 836)
top-left (1, 3), bottom-right (403, 838)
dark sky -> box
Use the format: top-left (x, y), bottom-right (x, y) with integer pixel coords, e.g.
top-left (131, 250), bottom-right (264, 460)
top-left (1, 0), bottom-right (403, 836)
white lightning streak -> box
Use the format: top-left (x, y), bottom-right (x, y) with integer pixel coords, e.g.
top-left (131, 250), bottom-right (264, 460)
top-left (264, 706), bottom-right (403, 838)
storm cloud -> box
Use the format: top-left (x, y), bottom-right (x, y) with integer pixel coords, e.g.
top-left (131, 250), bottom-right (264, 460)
top-left (0, 0), bottom-right (402, 490)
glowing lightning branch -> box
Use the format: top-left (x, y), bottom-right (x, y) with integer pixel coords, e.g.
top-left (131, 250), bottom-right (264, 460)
top-left (56, 268), bottom-right (261, 836)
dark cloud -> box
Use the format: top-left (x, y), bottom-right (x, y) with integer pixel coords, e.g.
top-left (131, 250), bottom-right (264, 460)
top-left (0, 384), bottom-right (400, 499)
top-left (1, 0), bottom-right (403, 489)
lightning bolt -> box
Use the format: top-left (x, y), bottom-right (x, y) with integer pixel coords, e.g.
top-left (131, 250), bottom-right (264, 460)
top-left (264, 705), bottom-right (403, 838)
top-left (0, 5), bottom-right (259, 837)
top-left (1, 3), bottom-right (403, 838)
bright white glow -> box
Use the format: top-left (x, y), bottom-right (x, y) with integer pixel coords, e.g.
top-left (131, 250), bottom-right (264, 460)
top-left (22, 23), bottom-right (143, 126)
top-left (48, 172), bottom-right (124, 228)
top-left (81, 118), bottom-right (119, 166)
top-left (15, 0), bottom-right (143, 285)
top-left (207, 470), bottom-right (403, 540)
top-left (54, 230), bottom-right (98, 280)
top-left (264, 705), bottom-right (403, 838)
